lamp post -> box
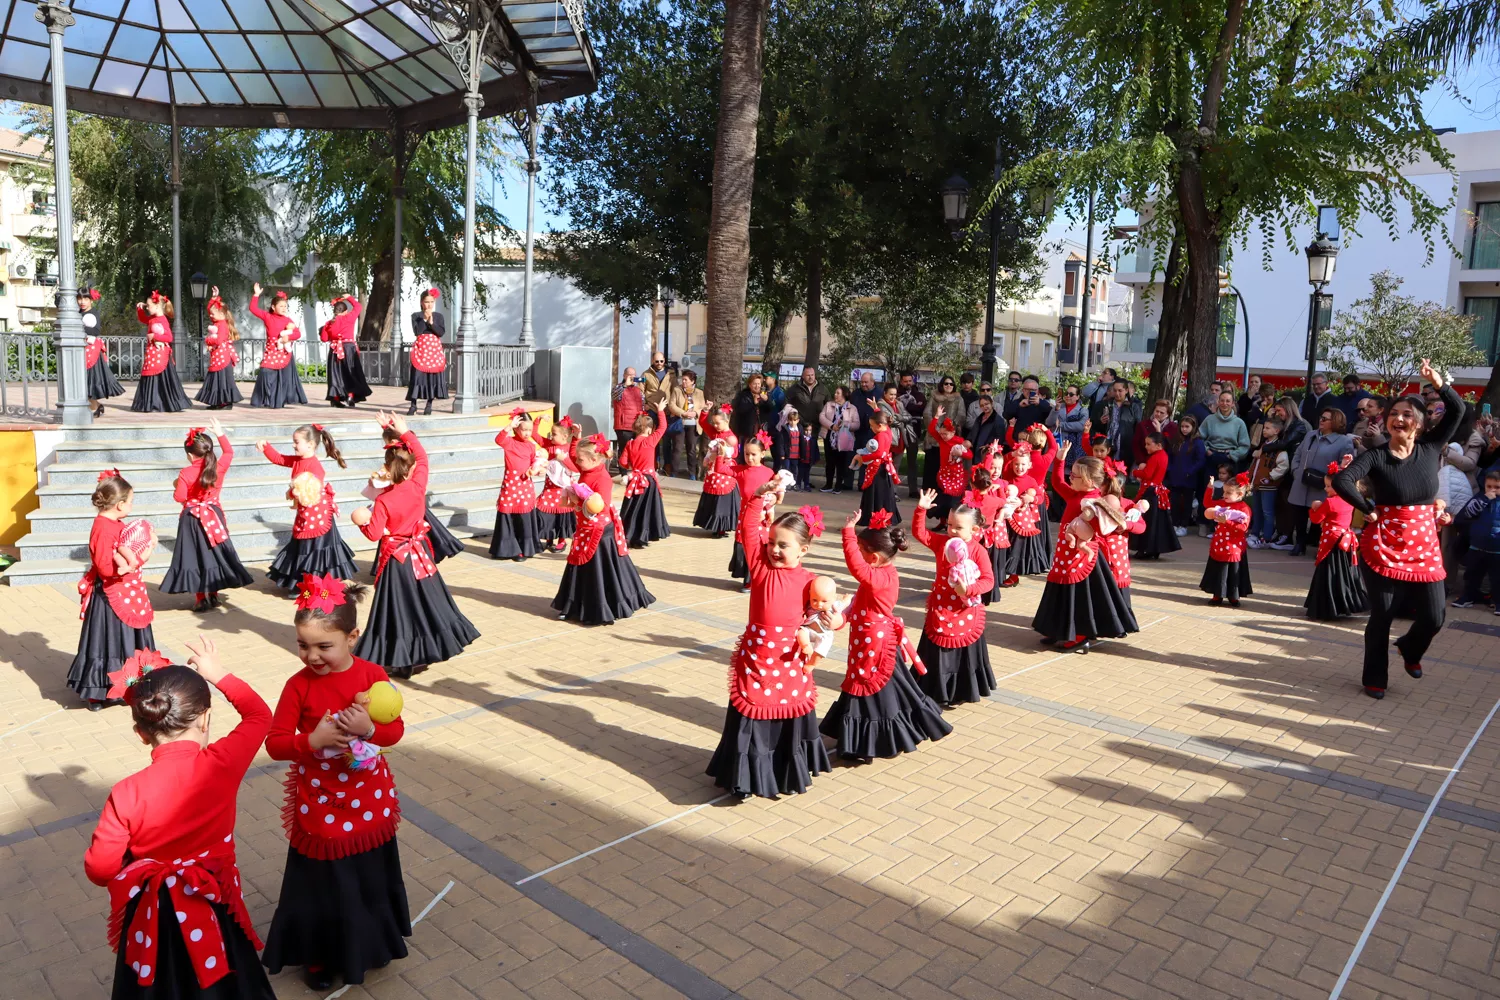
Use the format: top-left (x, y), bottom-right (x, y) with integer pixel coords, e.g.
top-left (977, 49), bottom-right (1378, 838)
top-left (1229, 283), bottom-right (1251, 391)
top-left (1077, 186), bottom-right (1096, 376)
top-left (660, 286), bottom-right (676, 364)
top-left (1303, 216), bottom-right (1339, 393)
top-left (190, 271), bottom-right (208, 367)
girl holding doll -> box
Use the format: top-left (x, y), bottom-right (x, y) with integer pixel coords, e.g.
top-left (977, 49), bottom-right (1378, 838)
top-left (259, 424), bottom-right (358, 590)
top-left (694, 406), bottom-right (740, 537)
top-left (729, 432), bottom-right (776, 589)
top-left (248, 283), bottom-right (309, 409)
top-left (193, 287), bottom-right (244, 410)
top-left (1200, 472), bottom-right (1255, 606)
top-left (160, 417), bottom-right (255, 611)
top-left (1306, 459), bottom-right (1368, 620)
top-left (536, 417), bottom-right (581, 553)
top-left (911, 489), bottom-right (995, 707)
top-left (131, 291), bottom-right (192, 413)
top-left (856, 409), bottom-right (902, 528)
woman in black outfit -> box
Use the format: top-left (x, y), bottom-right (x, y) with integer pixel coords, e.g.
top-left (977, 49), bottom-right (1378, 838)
top-left (1331, 360), bottom-right (1462, 700)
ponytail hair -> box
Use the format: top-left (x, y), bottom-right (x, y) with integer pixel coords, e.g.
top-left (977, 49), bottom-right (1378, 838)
top-left (382, 427), bottom-right (417, 484)
top-left (296, 423), bottom-right (347, 468)
top-left (221, 311), bottom-right (240, 342)
top-left (186, 431), bottom-right (218, 491)
top-left (293, 579), bottom-right (369, 634)
top-left (1101, 473), bottom-right (1124, 499)
top-left (1071, 456), bottom-right (1106, 489)
top-left (971, 467), bottom-right (992, 491)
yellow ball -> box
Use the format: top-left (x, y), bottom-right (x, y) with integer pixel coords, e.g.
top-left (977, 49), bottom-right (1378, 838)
top-left (584, 493), bottom-right (606, 516)
top-left (364, 681), bottom-right (404, 724)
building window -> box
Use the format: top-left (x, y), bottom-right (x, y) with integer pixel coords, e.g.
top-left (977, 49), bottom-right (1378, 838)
top-left (1043, 341), bottom-right (1054, 368)
top-left (1465, 297), bottom-right (1500, 364)
top-left (1469, 203), bottom-right (1500, 269)
top-left (1064, 270), bottom-right (1076, 296)
top-left (1018, 338), bottom-right (1031, 368)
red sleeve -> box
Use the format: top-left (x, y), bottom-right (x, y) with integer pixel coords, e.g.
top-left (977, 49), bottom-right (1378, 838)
top-left (204, 325), bottom-right (220, 347)
top-left (265, 674), bottom-right (311, 761)
top-left (136, 305), bottom-right (149, 325)
top-left (319, 321), bottom-right (334, 343)
top-left (1039, 429), bottom-right (1058, 463)
top-left (348, 299), bottom-right (362, 321)
top-left (173, 468), bottom-right (191, 505)
top-left (358, 493), bottom-right (390, 542)
top-left (739, 495), bottom-right (767, 576)
top-left (911, 506), bottom-right (943, 555)
top-left (404, 430), bottom-right (429, 494)
top-left (841, 524), bottom-right (876, 585)
top-left (91, 523), bottom-right (118, 578)
top-left (645, 418), bottom-right (667, 448)
top-left (1203, 484), bottom-right (1216, 510)
top-left (249, 295), bottom-right (269, 322)
top-left (495, 429), bottom-right (510, 448)
top-left (283, 324), bottom-right (301, 343)
top-left (365, 663), bottom-right (403, 747)
top-left (1308, 501), bottom-right (1328, 524)
top-left (1051, 458), bottom-right (1080, 501)
top-left (928, 418), bottom-right (942, 443)
top-left (261, 443), bottom-right (293, 467)
top-left (218, 436), bottom-right (233, 477)
top-left (84, 792), bottom-right (131, 886)
top-left (1006, 424), bottom-right (1018, 447)
top-left (204, 674), bottom-right (272, 775)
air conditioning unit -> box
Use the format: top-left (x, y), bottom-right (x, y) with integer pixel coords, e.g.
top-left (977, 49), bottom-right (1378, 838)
top-left (8, 262), bottom-right (31, 280)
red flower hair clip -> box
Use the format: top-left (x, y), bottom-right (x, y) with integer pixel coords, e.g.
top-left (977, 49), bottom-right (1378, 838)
top-left (1233, 472), bottom-right (1251, 487)
top-left (1325, 460), bottom-right (1342, 475)
top-left (425, 287), bottom-right (440, 300)
top-left (1012, 442), bottom-right (1032, 457)
top-left (962, 489), bottom-right (985, 509)
top-left (797, 504), bottom-right (825, 539)
top-left (296, 573), bottom-right (347, 614)
top-left (939, 418), bottom-right (955, 433)
top-left (107, 648), bottom-right (171, 702)
top-left (509, 406), bottom-right (529, 419)
top-left (867, 509), bottom-right (894, 531)
top-left (719, 402), bottom-right (733, 415)
top-left (557, 415), bottom-right (575, 430)
top-left (755, 429), bottom-right (772, 448)
top-left (185, 426), bottom-right (206, 446)
top-left (273, 290), bottom-right (289, 301)
top-left (206, 293), bottom-right (225, 314)
top-left (89, 288), bottom-right (101, 301)
top-left (587, 432), bottom-right (610, 453)
top-left (98, 467), bottom-right (120, 482)
top-left (148, 289), bottom-right (162, 303)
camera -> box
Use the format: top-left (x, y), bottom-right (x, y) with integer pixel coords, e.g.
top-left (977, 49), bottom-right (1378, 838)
top-left (633, 376), bottom-right (646, 384)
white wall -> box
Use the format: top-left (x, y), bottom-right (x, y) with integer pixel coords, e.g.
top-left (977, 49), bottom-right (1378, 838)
top-left (470, 264), bottom-right (652, 375)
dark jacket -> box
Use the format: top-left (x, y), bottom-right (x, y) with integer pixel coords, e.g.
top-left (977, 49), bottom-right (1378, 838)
top-left (776, 423), bottom-right (820, 466)
top-left (1300, 389), bottom-right (1338, 425)
top-left (1262, 411), bottom-right (1308, 457)
top-left (851, 387), bottom-right (881, 449)
top-left (967, 410), bottom-right (1005, 455)
top-left (411, 311), bottom-right (446, 338)
top-left (1012, 400), bottom-right (1052, 435)
top-left (731, 388), bottom-right (771, 445)
top-left (1336, 388), bottom-right (1373, 428)
top-left (1166, 437), bottom-right (1208, 489)
top-left (784, 380), bottom-right (830, 428)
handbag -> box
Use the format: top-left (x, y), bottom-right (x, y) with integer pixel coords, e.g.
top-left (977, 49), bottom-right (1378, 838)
top-left (667, 417), bottom-right (684, 434)
top-left (1301, 468), bottom-right (1326, 488)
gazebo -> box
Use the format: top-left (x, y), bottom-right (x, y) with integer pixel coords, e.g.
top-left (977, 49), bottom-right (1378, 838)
top-left (0, 0), bottom-right (597, 424)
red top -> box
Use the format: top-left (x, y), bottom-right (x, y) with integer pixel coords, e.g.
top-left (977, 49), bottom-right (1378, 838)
top-left (260, 444), bottom-right (325, 484)
top-left (1049, 465), bottom-right (1105, 585)
top-left (359, 431), bottom-right (428, 541)
top-left (911, 514), bottom-right (992, 646)
top-left (1028, 428), bottom-right (1059, 484)
top-left (566, 461), bottom-right (628, 565)
top-left (620, 418), bottom-right (666, 497)
top-left (859, 428), bottom-right (897, 490)
top-left (494, 429), bottom-right (541, 513)
top-left (1135, 450), bottom-right (1168, 488)
top-left (174, 435), bottom-right (233, 507)
top-left (261, 444), bottom-right (336, 539)
top-left (930, 420), bottom-right (968, 495)
top-left (80, 515), bottom-right (153, 628)
top-left (728, 494), bottom-right (817, 719)
top-left (136, 309), bottom-right (173, 377)
top-left (1310, 494), bottom-right (1359, 565)
top-left (320, 299), bottom-right (362, 343)
top-left (250, 295), bottom-right (300, 370)
top-left (536, 440), bottom-right (578, 515)
top-left (203, 320), bottom-right (238, 372)
top-left (735, 464), bottom-right (774, 499)
top-left (699, 413), bottom-right (738, 495)
top-left (740, 494), bottom-right (816, 625)
top-left (842, 524), bottom-right (898, 618)
top-left (837, 524), bottom-right (923, 696)
top-left (265, 657), bottom-right (404, 760)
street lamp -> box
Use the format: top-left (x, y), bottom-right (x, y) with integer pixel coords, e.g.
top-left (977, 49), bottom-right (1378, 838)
top-left (660, 286), bottom-right (676, 365)
top-left (190, 271), bottom-right (208, 375)
top-left (1303, 209), bottom-right (1339, 392)
top-left (941, 175), bottom-right (970, 241)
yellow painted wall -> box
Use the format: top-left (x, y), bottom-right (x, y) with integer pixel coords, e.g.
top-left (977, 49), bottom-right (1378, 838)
top-left (488, 402), bottom-right (556, 439)
top-left (0, 430), bottom-right (39, 546)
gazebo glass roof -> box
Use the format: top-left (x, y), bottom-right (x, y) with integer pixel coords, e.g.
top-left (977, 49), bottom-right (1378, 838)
top-left (0, 0), bottom-right (596, 129)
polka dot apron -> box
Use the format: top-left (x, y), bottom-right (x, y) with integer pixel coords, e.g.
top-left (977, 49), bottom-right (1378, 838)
top-left (410, 332), bottom-right (447, 373)
top-left (730, 621), bottom-right (818, 719)
top-left (839, 609), bottom-right (927, 696)
top-left (282, 754), bottom-right (400, 860)
top-left (1361, 504), bottom-right (1444, 583)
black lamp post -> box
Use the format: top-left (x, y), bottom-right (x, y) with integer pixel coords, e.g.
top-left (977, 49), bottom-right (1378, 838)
top-left (660, 286), bottom-right (675, 366)
top-left (1303, 213), bottom-right (1339, 393)
top-left (190, 271), bottom-right (208, 376)
top-left (941, 175), bottom-right (970, 242)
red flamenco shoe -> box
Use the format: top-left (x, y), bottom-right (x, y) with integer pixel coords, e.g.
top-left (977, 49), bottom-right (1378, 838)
top-left (1208, 596), bottom-right (1223, 606)
top-left (1363, 686), bottom-right (1386, 700)
top-left (1060, 635), bottom-right (1091, 654)
top-left (1001, 574), bottom-right (1020, 588)
top-left (1404, 663), bottom-right (1423, 679)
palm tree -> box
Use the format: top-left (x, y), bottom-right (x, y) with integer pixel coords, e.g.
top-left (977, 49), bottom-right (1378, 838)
top-left (1391, 0), bottom-right (1500, 70)
top-left (703, 0), bottom-right (771, 405)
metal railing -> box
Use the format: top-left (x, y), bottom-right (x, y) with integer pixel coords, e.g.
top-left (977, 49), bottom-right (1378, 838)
top-left (1, 330), bottom-right (57, 420)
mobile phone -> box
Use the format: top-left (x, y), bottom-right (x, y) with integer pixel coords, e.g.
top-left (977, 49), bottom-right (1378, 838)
top-left (1484, 403), bottom-right (1492, 418)
top-left (634, 376), bottom-right (646, 384)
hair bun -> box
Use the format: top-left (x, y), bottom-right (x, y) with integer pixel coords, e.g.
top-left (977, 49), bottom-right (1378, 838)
top-left (887, 526), bottom-right (910, 552)
top-left (129, 686), bottom-right (173, 722)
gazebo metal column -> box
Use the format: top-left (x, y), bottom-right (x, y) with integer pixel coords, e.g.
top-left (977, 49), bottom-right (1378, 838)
top-left (517, 103), bottom-right (538, 347)
top-left (170, 110), bottom-right (186, 362)
top-left (37, 1), bottom-right (88, 426)
top-left (439, 18), bottom-right (488, 415)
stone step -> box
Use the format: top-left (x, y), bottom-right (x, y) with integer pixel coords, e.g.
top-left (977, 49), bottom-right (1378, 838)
top-left (55, 410), bottom-right (497, 443)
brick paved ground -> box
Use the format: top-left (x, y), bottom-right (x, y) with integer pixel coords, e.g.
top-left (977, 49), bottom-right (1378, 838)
top-left (2, 478), bottom-right (1498, 999)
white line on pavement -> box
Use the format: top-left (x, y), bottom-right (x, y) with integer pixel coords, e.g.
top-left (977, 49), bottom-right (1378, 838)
top-left (0, 708), bottom-right (64, 741)
top-left (515, 796), bottom-right (731, 886)
top-left (325, 880), bottom-right (455, 999)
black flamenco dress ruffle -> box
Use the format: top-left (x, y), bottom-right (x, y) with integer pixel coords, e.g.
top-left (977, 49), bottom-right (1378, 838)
top-left (113, 886), bottom-right (276, 1000)
top-left (266, 528), bottom-right (359, 590)
top-left (535, 509), bottom-right (576, 547)
top-left (131, 365), bottom-right (192, 413)
top-left (425, 507), bottom-right (464, 562)
top-left (1200, 551), bottom-right (1254, 601)
top-left (728, 540), bottom-right (748, 583)
top-left (551, 523), bottom-right (656, 625)
top-left (159, 508), bottom-right (254, 594)
top-left (355, 558), bottom-right (478, 676)
top-left (706, 705), bottom-right (832, 799)
top-left (981, 545), bottom-right (1007, 605)
top-left (405, 369), bottom-right (448, 401)
top-left (1032, 558), bottom-right (1139, 643)
top-left (326, 349), bottom-right (372, 402)
top-left (489, 508), bottom-right (540, 560)
top-left (249, 365), bottom-right (307, 408)
top-left (858, 468), bottom-right (902, 527)
top-left (194, 367), bottom-right (243, 408)
top-left (68, 590), bottom-right (155, 704)
top-left (620, 479), bottom-right (672, 548)
top-left (1306, 553), bottom-right (1368, 619)
top-left (1007, 530), bottom-right (1052, 576)
top-left (693, 490), bottom-right (739, 535)
top-left (262, 838), bottom-right (410, 986)
top-left (819, 661), bottom-right (952, 759)
top-left (914, 634), bottom-right (995, 707)
top-left (1131, 502), bottom-right (1182, 559)
top-left (87, 360), bottom-right (124, 400)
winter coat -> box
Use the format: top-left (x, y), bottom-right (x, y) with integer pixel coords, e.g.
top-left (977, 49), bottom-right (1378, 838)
top-left (1199, 411), bottom-right (1251, 461)
top-left (1166, 438), bottom-right (1207, 489)
top-left (1288, 431), bottom-right (1354, 507)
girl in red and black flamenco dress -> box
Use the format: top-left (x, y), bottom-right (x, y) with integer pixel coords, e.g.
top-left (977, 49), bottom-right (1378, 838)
top-left (1200, 472), bottom-right (1254, 606)
top-left (694, 407), bottom-right (740, 536)
top-left (70, 472), bottom-right (157, 710)
top-left (1331, 365), bottom-right (1461, 698)
top-left (1130, 433), bottom-right (1180, 559)
top-left (619, 399), bottom-right (672, 548)
top-left (1031, 451), bottom-right (1137, 652)
top-left (705, 486), bottom-right (832, 798)
top-left (320, 294), bottom-right (372, 408)
top-left (819, 508), bottom-right (951, 761)
top-left (367, 424), bottom-right (464, 566)
top-left (925, 408), bottom-right (969, 526)
top-left (728, 432), bottom-right (776, 589)
top-left (194, 287), bottom-right (244, 410)
top-left (248, 283), bottom-right (309, 408)
top-left (856, 410), bottom-right (902, 527)
top-left (1096, 462), bottom-right (1149, 617)
top-left (1002, 442), bottom-right (1050, 582)
top-left (81, 287), bottom-right (124, 416)
top-left (971, 459), bottom-right (1019, 606)
top-left (160, 418), bottom-right (254, 612)
top-left (536, 418), bottom-right (581, 553)
top-left (910, 489), bottom-right (995, 706)
top-left (490, 408), bottom-right (544, 561)
top-left (130, 291), bottom-right (192, 413)
top-left (406, 288), bottom-right (448, 415)
top-left (263, 577), bottom-right (411, 992)
top-left (1306, 460), bottom-right (1368, 620)
top-left (552, 435), bottom-right (657, 624)
top-left (85, 637), bottom-right (277, 1000)
top-left (260, 424), bottom-right (358, 590)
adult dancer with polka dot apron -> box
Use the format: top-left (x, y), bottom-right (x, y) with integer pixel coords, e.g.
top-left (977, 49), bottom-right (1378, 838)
top-left (1332, 360), bottom-right (1463, 700)
top-left (406, 288), bottom-right (448, 415)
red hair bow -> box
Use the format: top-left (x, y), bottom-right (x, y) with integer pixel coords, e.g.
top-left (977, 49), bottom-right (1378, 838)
top-left (206, 294), bottom-right (225, 314)
top-left (311, 423), bottom-right (324, 433)
top-left (425, 287), bottom-right (440, 300)
top-left (509, 406), bottom-right (529, 419)
top-left (557, 415), bottom-right (575, 430)
top-left (383, 439), bottom-right (404, 450)
top-left (89, 288), bottom-right (101, 301)
top-left (296, 572), bottom-right (347, 614)
top-left (1233, 472), bottom-right (1251, 487)
top-left (719, 403), bottom-right (733, 415)
top-left (939, 418), bottom-right (955, 433)
top-left (867, 509), bottom-right (893, 531)
top-left (587, 432), bottom-right (609, 452)
top-left (797, 504), bottom-right (825, 539)
top-left (273, 290), bottom-right (289, 301)
top-left (98, 468), bottom-right (120, 482)
top-left (185, 426), bottom-right (206, 446)
top-left (106, 649), bottom-right (171, 702)
top-left (1012, 442), bottom-right (1032, 457)
top-left (755, 429), bottom-right (772, 448)
top-left (148, 289), bottom-right (162, 303)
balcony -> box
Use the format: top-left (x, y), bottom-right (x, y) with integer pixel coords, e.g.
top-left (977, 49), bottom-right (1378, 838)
top-left (10, 211), bottom-right (56, 238)
top-left (11, 283), bottom-right (56, 310)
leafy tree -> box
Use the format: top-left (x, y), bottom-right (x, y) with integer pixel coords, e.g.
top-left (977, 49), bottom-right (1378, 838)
top-left (1325, 270), bottom-right (1484, 394)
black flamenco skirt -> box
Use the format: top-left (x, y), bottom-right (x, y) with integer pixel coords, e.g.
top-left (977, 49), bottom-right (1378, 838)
top-left (68, 590), bottom-right (155, 703)
top-left (1306, 554), bottom-right (1368, 619)
top-left (1031, 559), bottom-right (1139, 643)
top-left (915, 634), bottom-right (996, 707)
top-left (728, 540), bottom-right (748, 583)
top-left (928, 491), bottom-right (959, 528)
top-left (267, 528), bottom-right (359, 590)
top-left (489, 508), bottom-right (540, 560)
top-left (249, 365), bottom-right (307, 408)
top-left (87, 361), bottom-right (124, 400)
top-left (326, 350), bottom-right (372, 402)
top-left (693, 490), bottom-right (739, 535)
top-left (620, 480), bottom-right (672, 547)
top-left (112, 886), bottom-right (275, 1000)
top-left (194, 368), bottom-right (243, 408)
top-left (858, 469), bottom-right (902, 527)
top-left (1200, 552), bottom-right (1254, 601)
top-left (819, 661), bottom-right (953, 759)
top-left (356, 559), bottom-right (479, 675)
top-left (1007, 531), bottom-right (1052, 576)
top-left (1131, 502), bottom-right (1181, 558)
top-left (981, 545), bottom-right (1008, 606)
top-left (405, 369), bottom-right (448, 401)
top-left (262, 839), bottom-right (410, 986)
top-left (551, 525), bottom-right (656, 625)
top-left (425, 508), bottom-right (464, 562)
top-left (706, 705), bottom-right (831, 799)
top-left (159, 508), bottom-right (254, 594)
top-left (131, 366), bottom-right (192, 413)
top-left (536, 510), bottom-right (576, 547)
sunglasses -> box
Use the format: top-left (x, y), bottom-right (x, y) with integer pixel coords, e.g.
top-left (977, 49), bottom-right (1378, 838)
top-left (941, 381), bottom-right (955, 387)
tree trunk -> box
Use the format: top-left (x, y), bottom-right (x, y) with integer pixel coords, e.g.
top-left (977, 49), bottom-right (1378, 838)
top-left (762, 304), bottom-right (791, 370)
top-left (703, 0), bottom-right (771, 405)
top-left (360, 248), bottom-right (397, 349)
top-left (1175, 156), bottom-right (1223, 408)
top-left (1146, 230), bottom-right (1189, 408)
top-left (803, 246), bottom-right (823, 367)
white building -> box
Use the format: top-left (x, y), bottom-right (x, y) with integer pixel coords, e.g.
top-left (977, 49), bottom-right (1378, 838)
top-left (0, 128), bottom-right (61, 330)
top-left (1109, 128), bottom-right (1500, 386)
